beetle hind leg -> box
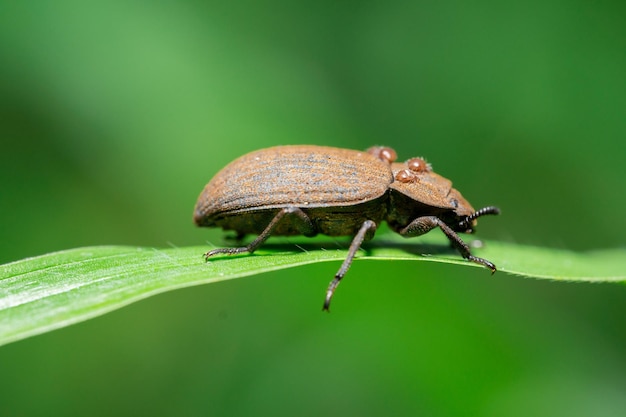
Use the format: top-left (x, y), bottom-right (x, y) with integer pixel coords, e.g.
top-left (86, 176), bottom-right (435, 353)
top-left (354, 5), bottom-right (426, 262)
top-left (204, 207), bottom-right (316, 260)
top-left (398, 216), bottom-right (496, 273)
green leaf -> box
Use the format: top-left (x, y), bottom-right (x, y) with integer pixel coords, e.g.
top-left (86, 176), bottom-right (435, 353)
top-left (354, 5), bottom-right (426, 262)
top-left (1, 234), bottom-right (625, 347)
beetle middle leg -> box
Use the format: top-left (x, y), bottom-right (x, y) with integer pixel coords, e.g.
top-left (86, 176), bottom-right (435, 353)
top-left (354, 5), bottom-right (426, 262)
top-left (323, 220), bottom-right (377, 312)
top-left (204, 207), bottom-right (316, 260)
top-left (398, 216), bottom-right (497, 272)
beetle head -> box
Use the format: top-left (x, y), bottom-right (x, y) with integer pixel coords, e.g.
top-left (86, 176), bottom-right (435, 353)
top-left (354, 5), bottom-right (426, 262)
top-left (389, 161), bottom-right (475, 217)
top-left (388, 159), bottom-right (499, 233)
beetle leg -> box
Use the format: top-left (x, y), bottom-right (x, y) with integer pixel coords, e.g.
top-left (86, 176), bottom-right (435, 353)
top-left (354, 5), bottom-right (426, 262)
top-left (323, 220), bottom-right (377, 312)
top-left (203, 207), bottom-right (315, 259)
top-left (398, 216), bottom-right (497, 273)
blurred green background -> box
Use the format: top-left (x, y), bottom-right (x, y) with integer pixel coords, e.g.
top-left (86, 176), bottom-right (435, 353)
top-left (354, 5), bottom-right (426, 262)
top-left (1, 1), bottom-right (625, 416)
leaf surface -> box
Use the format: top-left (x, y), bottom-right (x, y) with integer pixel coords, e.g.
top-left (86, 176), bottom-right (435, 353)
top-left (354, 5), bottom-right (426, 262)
top-left (2, 235), bottom-right (625, 347)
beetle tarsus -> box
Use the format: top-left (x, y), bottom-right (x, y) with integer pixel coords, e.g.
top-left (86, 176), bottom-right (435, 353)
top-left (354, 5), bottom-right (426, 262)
top-left (468, 255), bottom-right (497, 273)
top-left (323, 280), bottom-right (339, 312)
top-left (204, 247), bottom-right (249, 260)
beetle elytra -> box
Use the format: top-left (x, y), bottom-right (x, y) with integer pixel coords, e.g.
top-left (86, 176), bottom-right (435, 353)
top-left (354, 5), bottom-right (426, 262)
top-left (194, 145), bottom-right (500, 311)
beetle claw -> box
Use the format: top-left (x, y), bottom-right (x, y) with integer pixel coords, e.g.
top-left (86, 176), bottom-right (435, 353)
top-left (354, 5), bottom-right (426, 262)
top-left (322, 294), bottom-right (332, 312)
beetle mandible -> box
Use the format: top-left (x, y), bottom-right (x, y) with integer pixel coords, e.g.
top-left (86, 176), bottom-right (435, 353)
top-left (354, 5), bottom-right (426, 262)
top-left (193, 145), bottom-right (500, 311)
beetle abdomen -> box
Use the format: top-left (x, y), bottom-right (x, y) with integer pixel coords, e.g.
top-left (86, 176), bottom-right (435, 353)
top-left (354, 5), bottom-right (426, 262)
top-left (194, 145), bottom-right (393, 225)
top-left (208, 198), bottom-right (387, 236)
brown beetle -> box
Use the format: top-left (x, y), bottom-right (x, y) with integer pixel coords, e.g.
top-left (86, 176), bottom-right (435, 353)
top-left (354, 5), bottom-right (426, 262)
top-left (194, 145), bottom-right (499, 310)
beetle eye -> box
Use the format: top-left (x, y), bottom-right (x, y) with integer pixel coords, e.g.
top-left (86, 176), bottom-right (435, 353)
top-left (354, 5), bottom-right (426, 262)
top-left (395, 169), bottom-right (417, 183)
top-left (367, 146), bottom-right (397, 164)
top-left (407, 157), bottom-right (431, 173)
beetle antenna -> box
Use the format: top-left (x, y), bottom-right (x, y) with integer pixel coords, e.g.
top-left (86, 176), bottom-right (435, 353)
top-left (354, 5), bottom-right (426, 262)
top-left (459, 206), bottom-right (500, 229)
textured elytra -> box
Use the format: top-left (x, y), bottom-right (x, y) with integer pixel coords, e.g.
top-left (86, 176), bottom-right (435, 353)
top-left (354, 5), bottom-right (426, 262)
top-left (194, 145), bottom-right (393, 224)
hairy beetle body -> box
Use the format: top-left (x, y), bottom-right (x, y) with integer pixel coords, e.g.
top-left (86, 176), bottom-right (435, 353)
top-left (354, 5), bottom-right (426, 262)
top-left (194, 145), bottom-right (500, 310)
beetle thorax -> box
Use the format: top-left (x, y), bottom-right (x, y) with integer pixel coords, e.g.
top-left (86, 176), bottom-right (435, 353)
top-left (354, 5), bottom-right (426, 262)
top-left (385, 161), bottom-right (476, 231)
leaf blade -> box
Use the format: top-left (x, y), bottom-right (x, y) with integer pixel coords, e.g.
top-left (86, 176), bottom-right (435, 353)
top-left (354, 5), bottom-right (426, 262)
top-left (1, 236), bottom-right (625, 347)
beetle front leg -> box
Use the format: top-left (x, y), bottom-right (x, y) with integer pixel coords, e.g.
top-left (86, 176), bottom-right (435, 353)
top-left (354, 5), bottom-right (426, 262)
top-left (323, 220), bottom-right (377, 312)
top-left (204, 207), bottom-right (315, 260)
top-left (398, 216), bottom-right (497, 273)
